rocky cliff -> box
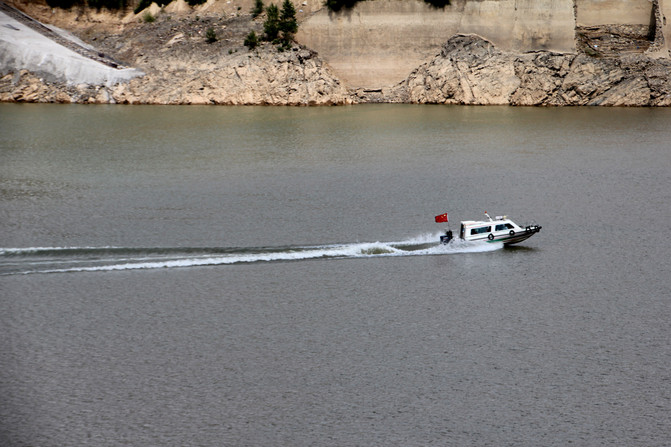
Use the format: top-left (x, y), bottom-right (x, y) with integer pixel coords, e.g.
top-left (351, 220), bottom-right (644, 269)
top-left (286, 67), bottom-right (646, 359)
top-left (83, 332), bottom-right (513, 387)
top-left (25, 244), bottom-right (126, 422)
top-left (391, 34), bottom-right (671, 106)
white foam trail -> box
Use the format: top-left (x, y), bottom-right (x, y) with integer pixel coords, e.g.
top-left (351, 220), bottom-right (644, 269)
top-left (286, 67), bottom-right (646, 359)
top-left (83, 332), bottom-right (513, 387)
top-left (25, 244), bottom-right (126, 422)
top-left (1, 235), bottom-right (504, 275)
top-left (0, 246), bottom-right (117, 255)
top-left (389, 232), bottom-right (439, 245)
top-left (38, 243), bottom-right (404, 273)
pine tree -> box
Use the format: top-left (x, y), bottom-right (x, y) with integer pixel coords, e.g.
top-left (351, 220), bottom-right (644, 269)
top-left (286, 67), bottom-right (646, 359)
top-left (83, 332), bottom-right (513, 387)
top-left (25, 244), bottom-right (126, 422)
top-left (263, 4), bottom-right (280, 42)
top-left (277, 0), bottom-right (297, 49)
top-left (244, 30), bottom-right (259, 49)
top-left (251, 0), bottom-right (264, 18)
top-left (279, 0), bottom-right (297, 36)
top-left (206, 27), bottom-right (217, 43)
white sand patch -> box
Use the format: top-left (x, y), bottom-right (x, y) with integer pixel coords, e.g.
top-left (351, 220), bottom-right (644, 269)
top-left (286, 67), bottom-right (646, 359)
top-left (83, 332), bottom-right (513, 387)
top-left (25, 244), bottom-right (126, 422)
top-left (0, 10), bottom-right (143, 86)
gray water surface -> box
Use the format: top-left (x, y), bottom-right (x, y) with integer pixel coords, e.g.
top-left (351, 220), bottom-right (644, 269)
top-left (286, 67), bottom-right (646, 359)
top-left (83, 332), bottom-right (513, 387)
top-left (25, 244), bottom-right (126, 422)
top-left (1, 104), bottom-right (670, 446)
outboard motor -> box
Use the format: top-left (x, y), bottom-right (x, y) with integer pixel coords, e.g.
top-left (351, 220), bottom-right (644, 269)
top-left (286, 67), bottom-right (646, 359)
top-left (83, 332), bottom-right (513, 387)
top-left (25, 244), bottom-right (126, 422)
top-left (440, 230), bottom-right (453, 244)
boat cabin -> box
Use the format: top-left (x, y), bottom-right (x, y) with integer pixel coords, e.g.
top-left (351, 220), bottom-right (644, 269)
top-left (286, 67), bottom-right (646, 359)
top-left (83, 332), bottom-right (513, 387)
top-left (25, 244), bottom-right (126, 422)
top-left (439, 211), bottom-right (541, 245)
top-left (459, 216), bottom-right (522, 242)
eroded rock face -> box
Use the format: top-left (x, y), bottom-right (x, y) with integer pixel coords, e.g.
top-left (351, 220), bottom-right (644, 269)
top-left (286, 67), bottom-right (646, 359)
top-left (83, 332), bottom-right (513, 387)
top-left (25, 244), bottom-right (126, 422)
top-left (510, 52), bottom-right (572, 106)
top-left (403, 35), bottom-right (520, 105)
top-left (0, 45), bottom-right (352, 105)
top-left (109, 46), bottom-right (351, 105)
top-left (397, 34), bottom-right (671, 106)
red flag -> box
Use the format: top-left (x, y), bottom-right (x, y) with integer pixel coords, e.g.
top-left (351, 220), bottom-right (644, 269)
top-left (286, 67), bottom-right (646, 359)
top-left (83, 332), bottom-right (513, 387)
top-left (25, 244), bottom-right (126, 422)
top-left (435, 213), bottom-right (448, 223)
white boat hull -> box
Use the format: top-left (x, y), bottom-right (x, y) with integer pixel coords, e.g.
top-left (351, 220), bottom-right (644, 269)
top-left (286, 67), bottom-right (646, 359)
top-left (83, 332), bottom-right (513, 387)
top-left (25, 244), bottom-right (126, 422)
top-left (439, 215), bottom-right (541, 246)
top-left (492, 226), bottom-right (541, 245)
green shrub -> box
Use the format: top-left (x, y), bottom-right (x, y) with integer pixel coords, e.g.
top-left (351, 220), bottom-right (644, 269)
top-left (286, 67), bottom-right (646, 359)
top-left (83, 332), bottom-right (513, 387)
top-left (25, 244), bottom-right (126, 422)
top-left (324, 0), bottom-right (361, 12)
top-left (48, 0), bottom-right (129, 9)
top-left (424, 0), bottom-right (450, 8)
top-left (134, 0), bottom-right (174, 14)
top-left (47, 0), bottom-right (185, 11)
top-left (244, 30), bottom-right (259, 49)
top-left (325, 0), bottom-right (447, 12)
top-left (142, 11), bottom-right (156, 22)
top-left (87, 0), bottom-right (128, 9)
top-left (251, 0), bottom-right (264, 18)
top-left (134, 0), bottom-right (152, 14)
top-left (205, 27), bottom-right (217, 43)
top-left (46, 0), bottom-right (82, 9)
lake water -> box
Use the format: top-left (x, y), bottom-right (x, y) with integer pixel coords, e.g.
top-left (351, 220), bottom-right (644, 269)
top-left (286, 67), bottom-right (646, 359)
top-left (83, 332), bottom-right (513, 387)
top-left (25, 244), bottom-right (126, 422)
top-left (1, 104), bottom-right (670, 446)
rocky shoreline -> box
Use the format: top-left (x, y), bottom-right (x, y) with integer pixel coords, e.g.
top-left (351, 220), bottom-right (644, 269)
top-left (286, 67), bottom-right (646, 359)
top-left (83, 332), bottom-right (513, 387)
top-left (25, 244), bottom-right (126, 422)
top-left (396, 35), bottom-right (671, 107)
top-left (0, 46), bottom-right (352, 105)
top-left (1, 2), bottom-right (671, 106)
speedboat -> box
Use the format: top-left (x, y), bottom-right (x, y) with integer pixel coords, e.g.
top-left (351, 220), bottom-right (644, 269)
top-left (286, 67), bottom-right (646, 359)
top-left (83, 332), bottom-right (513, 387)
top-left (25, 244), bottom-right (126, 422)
top-left (438, 212), bottom-right (541, 245)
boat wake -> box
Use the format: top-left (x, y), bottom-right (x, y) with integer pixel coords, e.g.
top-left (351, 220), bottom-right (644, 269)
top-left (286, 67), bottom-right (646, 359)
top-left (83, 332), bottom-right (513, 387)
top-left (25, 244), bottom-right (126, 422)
top-left (0, 234), bottom-right (502, 276)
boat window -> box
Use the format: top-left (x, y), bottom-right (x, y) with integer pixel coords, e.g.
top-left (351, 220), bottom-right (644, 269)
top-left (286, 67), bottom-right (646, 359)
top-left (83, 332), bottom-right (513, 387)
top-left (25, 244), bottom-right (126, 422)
top-left (470, 226), bottom-right (491, 235)
top-left (495, 223), bottom-right (515, 231)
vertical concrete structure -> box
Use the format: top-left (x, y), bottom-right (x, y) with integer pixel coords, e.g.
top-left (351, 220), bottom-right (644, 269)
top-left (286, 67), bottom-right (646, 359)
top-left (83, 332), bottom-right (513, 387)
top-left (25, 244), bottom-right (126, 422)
top-left (655, 0), bottom-right (671, 55)
top-left (575, 0), bottom-right (653, 25)
top-left (295, 0), bottom-right (575, 89)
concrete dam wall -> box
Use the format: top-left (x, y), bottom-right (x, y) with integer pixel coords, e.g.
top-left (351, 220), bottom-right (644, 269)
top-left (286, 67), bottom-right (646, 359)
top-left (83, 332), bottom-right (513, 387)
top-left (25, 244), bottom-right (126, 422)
top-left (295, 0), bottom-right (576, 89)
top-left (576, 0), bottom-right (653, 26)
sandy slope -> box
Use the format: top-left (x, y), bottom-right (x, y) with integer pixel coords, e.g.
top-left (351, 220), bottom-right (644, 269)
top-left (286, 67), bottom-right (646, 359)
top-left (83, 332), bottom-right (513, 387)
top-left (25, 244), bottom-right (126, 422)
top-left (0, 10), bottom-right (142, 86)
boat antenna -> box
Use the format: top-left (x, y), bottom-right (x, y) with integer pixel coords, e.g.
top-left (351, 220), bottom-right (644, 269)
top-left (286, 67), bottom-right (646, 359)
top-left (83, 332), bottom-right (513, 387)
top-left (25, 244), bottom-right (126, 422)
top-left (485, 211), bottom-right (493, 222)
